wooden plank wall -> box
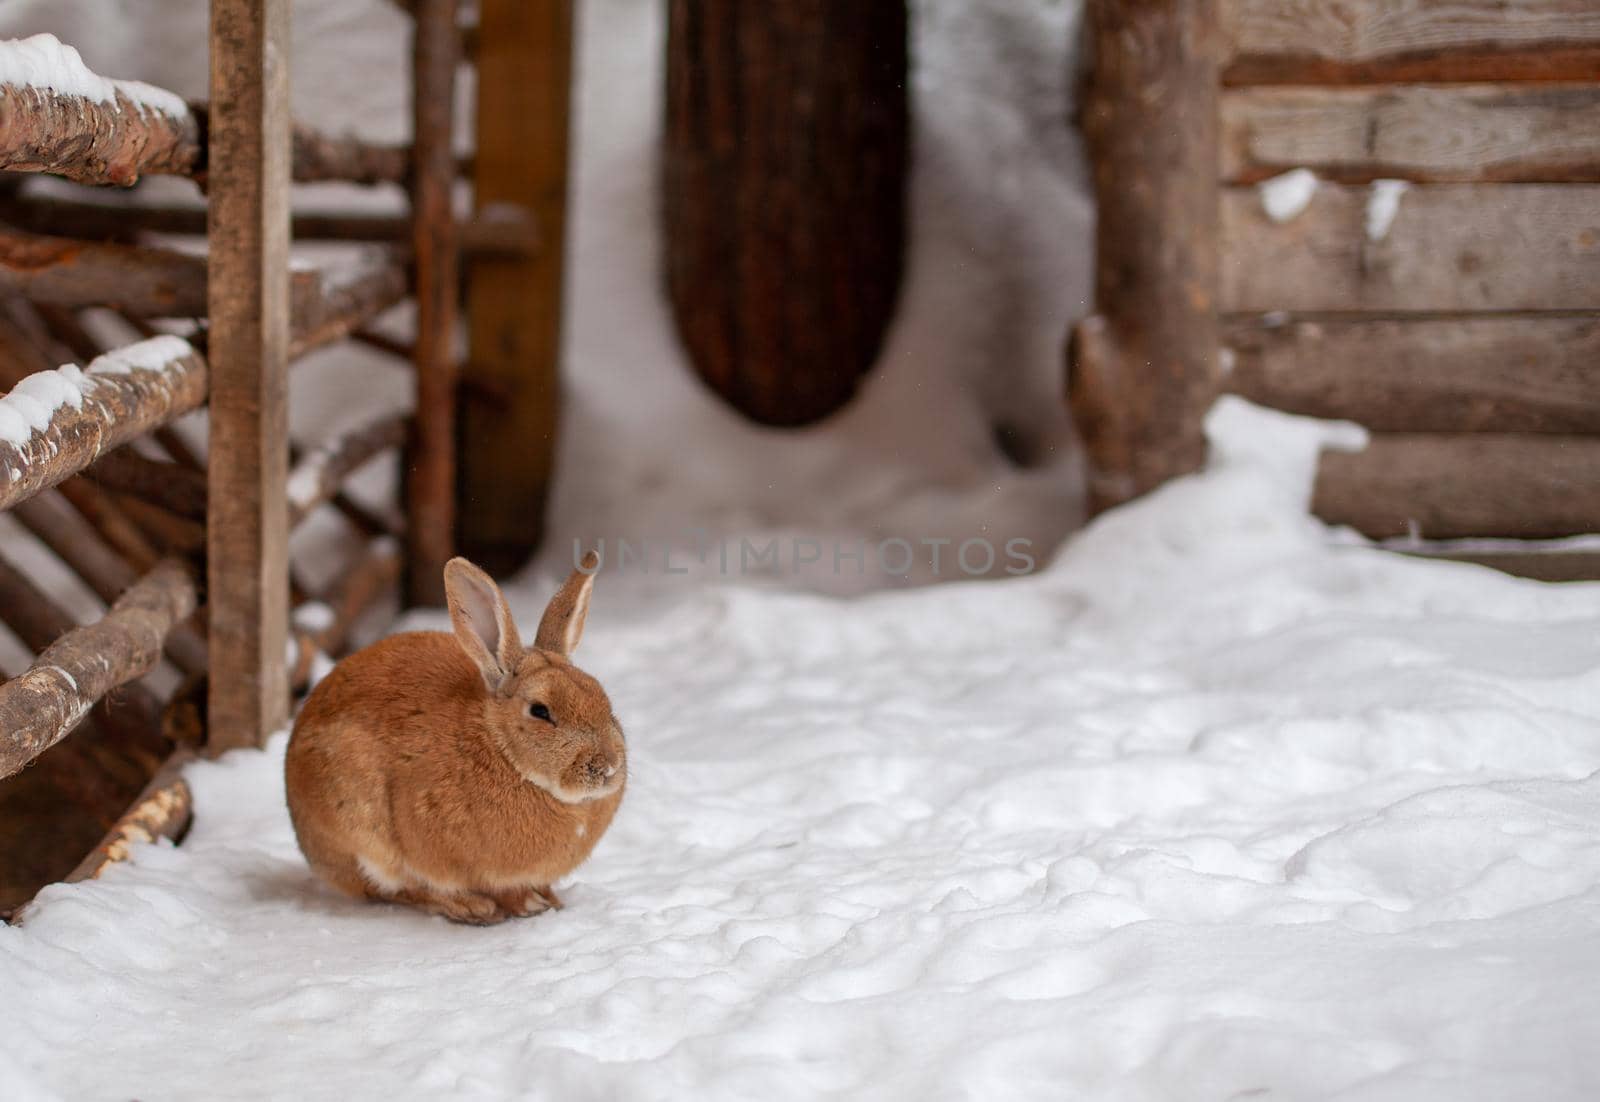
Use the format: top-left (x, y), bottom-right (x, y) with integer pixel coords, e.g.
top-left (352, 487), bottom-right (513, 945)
top-left (1212, 0), bottom-right (1600, 571)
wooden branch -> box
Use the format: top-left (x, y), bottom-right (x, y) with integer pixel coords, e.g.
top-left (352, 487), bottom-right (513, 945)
top-left (0, 229), bottom-right (211, 317)
top-left (1220, 184), bottom-right (1600, 313)
top-left (290, 125), bottom-right (408, 186)
top-left (1069, 0), bottom-right (1220, 513)
top-left (55, 478), bottom-right (162, 572)
top-left (409, 0), bottom-right (462, 605)
top-left (1222, 84), bottom-right (1600, 185)
top-left (207, 0), bottom-right (292, 751)
top-left (0, 336), bottom-right (208, 512)
top-left (65, 749), bottom-right (194, 884)
top-left (0, 53), bottom-right (201, 185)
top-left (0, 37), bottom-right (410, 188)
top-left (1224, 315), bottom-right (1600, 433)
top-left (287, 413), bottom-right (408, 528)
top-left (1313, 434), bottom-right (1600, 540)
top-left (1221, 0), bottom-right (1600, 85)
top-left (0, 192), bottom-right (411, 244)
top-left (0, 558), bottom-right (193, 779)
top-left (84, 447), bottom-right (209, 521)
top-left (11, 488), bottom-right (208, 677)
top-left (287, 247), bottom-right (409, 359)
top-left (115, 492), bottom-right (207, 556)
top-left (289, 536), bottom-right (402, 690)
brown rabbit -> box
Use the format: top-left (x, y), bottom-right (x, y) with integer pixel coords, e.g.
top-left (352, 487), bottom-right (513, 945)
top-left (285, 552), bottom-right (625, 924)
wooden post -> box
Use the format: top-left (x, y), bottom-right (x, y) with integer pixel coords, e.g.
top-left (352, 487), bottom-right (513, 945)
top-left (407, 0), bottom-right (461, 605)
top-left (664, 0), bottom-right (909, 427)
top-left (207, 0), bottom-right (291, 751)
top-left (459, 0), bottom-right (574, 575)
top-left (1068, 0), bottom-right (1221, 513)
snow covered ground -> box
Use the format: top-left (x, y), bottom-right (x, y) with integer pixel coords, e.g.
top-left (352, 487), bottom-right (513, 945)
top-left (5, 0), bottom-right (1600, 1096)
top-left (6, 401), bottom-right (1600, 1100)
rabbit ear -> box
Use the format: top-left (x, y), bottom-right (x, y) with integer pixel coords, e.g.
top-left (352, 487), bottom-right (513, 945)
top-left (535, 550), bottom-right (599, 656)
top-left (444, 557), bottom-right (523, 692)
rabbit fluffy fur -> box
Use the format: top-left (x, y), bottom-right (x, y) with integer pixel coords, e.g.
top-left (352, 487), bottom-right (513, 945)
top-left (285, 553), bottom-right (625, 924)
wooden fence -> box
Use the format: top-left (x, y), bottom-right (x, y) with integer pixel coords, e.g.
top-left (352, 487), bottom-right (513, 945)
top-left (1070, 0), bottom-right (1600, 578)
top-left (0, 0), bottom-right (569, 913)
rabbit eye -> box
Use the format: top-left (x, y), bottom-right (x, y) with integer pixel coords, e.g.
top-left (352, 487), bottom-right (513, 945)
top-left (526, 702), bottom-right (552, 723)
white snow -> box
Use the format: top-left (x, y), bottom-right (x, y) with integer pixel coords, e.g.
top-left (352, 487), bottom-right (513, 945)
top-left (5, 401), bottom-right (1600, 1099)
top-left (1366, 178), bottom-right (1412, 242)
top-left (84, 333), bottom-right (195, 376)
top-left (0, 365), bottom-right (85, 447)
top-left (1258, 168), bottom-right (1318, 224)
top-left (0, 33), bottom-right (188, 118)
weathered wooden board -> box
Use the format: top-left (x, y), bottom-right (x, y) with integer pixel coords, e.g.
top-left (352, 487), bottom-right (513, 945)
top-left (1313, 434), bottom-right (1600, 540)
top-left (1401, 548), bottom-right (1600, 583)
top-left (206, 0), bottom-right (292, 751)
top-left (1224, 315), bottom-right (1600, 433)
top-left (1220, 184), bottom-right (1600, 313)
top-left (1069, 0), bottom-right (1220, 513)
top-left (459, 0), bottom-right (573, 573)
top-left (1222, 85), bottom-right (1600, 183)
top-left (1222, 0), bottom-right (1600, 84)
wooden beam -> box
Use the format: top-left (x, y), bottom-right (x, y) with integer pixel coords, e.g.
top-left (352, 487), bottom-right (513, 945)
top-left (663, 0), bottom-right (909, 427)
top-left (0, 192), bottom-right (411, 245)
top-left (289, 124), bottom-right (407, 186)
top-left (1397, 546), bottom-right (1600, 583)
top-left (1220, 184), bottom-right (1600, 313)
top-left (0, 229), bottom-right (211, 317)
top-left (0, 559), bottom-right (196, 780)
top-left (459, 0), bottom-right (574, 574)
top-left (1224, 315), bottom-right (1600, 433)
top-left (1221, 0), bottom-right (1600, 85)
top-left (288, 412), bottom-right (408, 528)
top-left (207, 0), bottom-right (292, 752)
top-left (1313, 434), bottom-right (1600, 540)
top-left (0, 337), bottom-right (208, 512)
top-left (408, 0), bottom-right (462, 604)
top-left (1222, 84), bottom-right (1600, 184)
top-left (1068, 0), bottom-right (1221, 513)
top-left (286, 247), bottom-right (409, 359)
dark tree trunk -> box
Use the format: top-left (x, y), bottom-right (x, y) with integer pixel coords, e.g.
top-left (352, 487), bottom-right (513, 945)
top-left (665, 0), bottom-right (909, 427)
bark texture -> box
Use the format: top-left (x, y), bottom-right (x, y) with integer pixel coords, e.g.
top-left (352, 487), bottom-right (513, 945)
top-left (664, 0), bottom-right (909, 426)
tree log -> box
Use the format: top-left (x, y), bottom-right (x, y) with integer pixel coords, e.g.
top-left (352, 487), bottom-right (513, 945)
top-left (0, 192), bottom-right (411, 245)
top-left (1224, 315), bottom-right (1600, 433)
top-left (288, 412), bottom-right (408, 528)
top-left (1222, 84), bottom-right (1600, 184)
top-left (1220, 184), bottom-right (1600, 313)
top-left (0, 558), bottom-right (194, 779)
top-left (0, 73), bottom-right (200, 186)
top-left (663, 0), bottom-right (908, 427)
top-left (1313, 434), bottom-right (1600, 540)
top-left (0, 230), bottom-right (211, 317)
top-left (1068, 0), bottom-right (1221, 513)
top-left (0, 335), bottom-right (208, 512)
top-left (1221, 0), bottom-right (1600, 85)
top-left (290, 124), bottom-right (408, 187)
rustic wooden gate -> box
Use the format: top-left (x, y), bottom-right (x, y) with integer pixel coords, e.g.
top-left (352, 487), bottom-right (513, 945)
top-left (0, 0), bottom-right (490, 913)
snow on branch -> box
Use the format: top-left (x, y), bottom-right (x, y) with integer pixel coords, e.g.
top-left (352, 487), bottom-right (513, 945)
top-left (0, 34), bottom-right (200, 186)
top-left (0, 335), bottom-right (207, 512)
